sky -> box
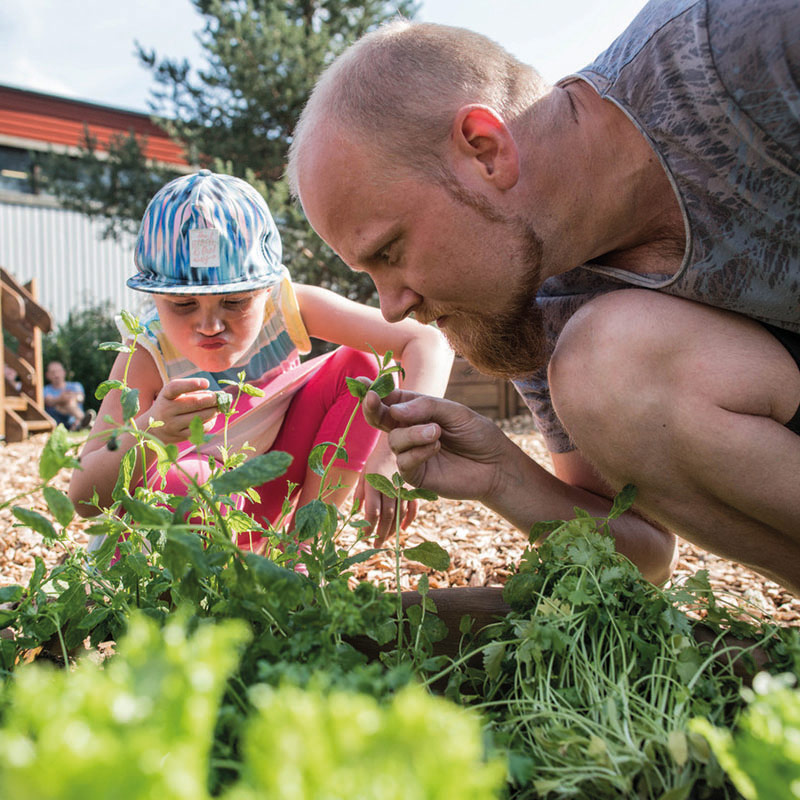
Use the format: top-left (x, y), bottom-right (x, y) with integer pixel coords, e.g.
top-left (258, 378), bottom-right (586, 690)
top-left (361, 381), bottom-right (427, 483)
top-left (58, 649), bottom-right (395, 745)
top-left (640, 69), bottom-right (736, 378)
top-left (0, 0), bottom-right (648, 113)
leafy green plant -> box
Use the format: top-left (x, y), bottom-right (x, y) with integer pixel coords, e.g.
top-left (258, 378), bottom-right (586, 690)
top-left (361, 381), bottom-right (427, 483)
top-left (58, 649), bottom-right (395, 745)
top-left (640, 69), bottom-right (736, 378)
top-left (0, 612), bottom-right (247, 800)
top-left (433, 493), bottom-right (798, 800)
top-left (3, 319), bottom-right (800, 799)
top-left (0, 614), bottom-right (504, 800)
top-left (691, 672), bottom-right (800, 799)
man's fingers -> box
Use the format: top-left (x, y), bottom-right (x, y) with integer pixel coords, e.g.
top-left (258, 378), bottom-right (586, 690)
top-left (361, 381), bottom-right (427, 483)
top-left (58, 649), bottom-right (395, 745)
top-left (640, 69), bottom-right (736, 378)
top-left (388, 422), bottom-right (441, 455)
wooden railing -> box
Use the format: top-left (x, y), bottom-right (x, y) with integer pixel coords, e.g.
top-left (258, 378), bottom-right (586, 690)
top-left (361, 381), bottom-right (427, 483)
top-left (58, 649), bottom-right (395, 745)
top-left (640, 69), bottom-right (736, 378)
top-left (1, 268), bottom-right (55, 442)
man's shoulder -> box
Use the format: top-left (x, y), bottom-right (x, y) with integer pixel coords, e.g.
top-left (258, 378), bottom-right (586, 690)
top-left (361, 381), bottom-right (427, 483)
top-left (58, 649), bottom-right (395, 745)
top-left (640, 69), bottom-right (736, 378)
top-left (576, 0), bottom-right (704, 87)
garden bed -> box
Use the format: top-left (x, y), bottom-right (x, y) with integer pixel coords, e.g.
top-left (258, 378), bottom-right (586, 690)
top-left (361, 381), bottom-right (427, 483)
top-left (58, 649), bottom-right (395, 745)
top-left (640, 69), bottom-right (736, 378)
top-left (2, 415), bottom-right (798, 625)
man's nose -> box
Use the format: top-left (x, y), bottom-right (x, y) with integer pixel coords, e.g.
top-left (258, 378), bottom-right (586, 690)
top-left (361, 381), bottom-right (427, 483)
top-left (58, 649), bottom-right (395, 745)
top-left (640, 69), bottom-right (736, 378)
top-left (377, 284), bottom-right (421, 324)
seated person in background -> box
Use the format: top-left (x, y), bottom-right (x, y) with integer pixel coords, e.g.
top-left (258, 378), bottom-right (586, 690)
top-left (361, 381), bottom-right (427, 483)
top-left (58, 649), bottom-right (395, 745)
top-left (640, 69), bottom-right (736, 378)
top-left (44, 361), bottom-right (94, 431)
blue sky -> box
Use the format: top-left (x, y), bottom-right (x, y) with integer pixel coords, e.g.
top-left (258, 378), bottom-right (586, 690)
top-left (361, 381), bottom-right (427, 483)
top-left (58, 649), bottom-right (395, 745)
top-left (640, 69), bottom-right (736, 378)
top-left (1, 0), bottom-right (647, 113)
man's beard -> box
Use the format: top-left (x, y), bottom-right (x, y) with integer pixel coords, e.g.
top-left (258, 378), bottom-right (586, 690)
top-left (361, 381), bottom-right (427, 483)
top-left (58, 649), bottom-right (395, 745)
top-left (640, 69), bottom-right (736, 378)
top-left (440, 274), bottom-right (547, 380)
top-left (431, 176), bottom-right (549, 380)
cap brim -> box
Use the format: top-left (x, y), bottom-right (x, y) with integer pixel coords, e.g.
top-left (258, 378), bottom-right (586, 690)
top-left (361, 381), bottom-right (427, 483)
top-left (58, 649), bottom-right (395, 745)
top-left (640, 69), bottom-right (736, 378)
top-left (126, 272), bottom-right (284, 295)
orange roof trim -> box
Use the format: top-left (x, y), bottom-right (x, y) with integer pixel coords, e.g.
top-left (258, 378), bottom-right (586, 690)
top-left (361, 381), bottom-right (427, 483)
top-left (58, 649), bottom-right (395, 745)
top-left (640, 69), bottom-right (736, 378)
top-left (0, 84), bottom-right (190, 167)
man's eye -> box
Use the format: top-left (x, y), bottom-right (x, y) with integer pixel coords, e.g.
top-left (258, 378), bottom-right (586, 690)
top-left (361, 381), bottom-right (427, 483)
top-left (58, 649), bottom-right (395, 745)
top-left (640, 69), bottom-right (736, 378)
top-left (379, 246), bottom-right (398, 265)
top-left (224, 299), bottom-right (246, 309)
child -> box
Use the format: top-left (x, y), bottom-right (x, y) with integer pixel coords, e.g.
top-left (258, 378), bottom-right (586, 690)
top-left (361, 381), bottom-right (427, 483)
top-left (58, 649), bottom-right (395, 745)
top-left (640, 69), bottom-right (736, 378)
top-left (69, 170), bottom-right (453, 548)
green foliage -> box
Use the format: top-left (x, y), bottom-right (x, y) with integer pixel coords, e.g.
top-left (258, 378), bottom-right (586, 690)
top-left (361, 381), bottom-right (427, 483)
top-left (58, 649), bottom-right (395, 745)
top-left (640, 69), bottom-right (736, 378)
top-left (231, 684), bottom-right (505, 800)
top-left (0, 615), bottom-right (502, 800)
top-left (691, 673), bottom-right (800, 800)
top-left (0, 612), bottom-right (247, 800)
top-left (38, 0), bottom-right (419, 303)
top-left (440, 507), bottom-right (799, 800)
top-left (4, 329), bottom-right (800, 798)
top-left (42, 303), bottom-right (120, 411)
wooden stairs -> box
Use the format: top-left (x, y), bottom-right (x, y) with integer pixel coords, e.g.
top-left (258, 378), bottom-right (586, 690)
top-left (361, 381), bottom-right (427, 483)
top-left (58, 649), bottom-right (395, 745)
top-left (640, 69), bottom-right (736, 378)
top-left (1, 267), bottom-right (55, 443)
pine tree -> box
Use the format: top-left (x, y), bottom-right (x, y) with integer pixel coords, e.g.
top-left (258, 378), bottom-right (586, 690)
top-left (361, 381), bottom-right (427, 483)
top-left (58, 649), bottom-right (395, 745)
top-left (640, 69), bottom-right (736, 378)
top-left (40, 0), bottom-right (418, 302)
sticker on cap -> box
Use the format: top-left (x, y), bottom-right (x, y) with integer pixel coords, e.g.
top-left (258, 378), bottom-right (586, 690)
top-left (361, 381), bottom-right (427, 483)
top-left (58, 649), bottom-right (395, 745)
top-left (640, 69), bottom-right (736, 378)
top-left (189, 229), bottom-right (220, 268)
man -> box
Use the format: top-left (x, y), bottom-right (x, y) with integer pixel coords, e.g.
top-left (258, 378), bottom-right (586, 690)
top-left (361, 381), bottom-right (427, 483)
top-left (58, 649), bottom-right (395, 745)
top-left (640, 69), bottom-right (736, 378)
top-left (287, 0), bottom-right (800, 592)
top-left (44, 361), bottom-right (94, 431)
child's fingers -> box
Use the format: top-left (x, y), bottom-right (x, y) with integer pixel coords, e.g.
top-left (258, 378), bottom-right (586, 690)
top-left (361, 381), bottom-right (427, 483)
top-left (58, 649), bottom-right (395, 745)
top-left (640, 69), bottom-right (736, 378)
top-left (400, 499), bottom-right (418, 530)
top-left (162, 378), bottom-right (213, 402)
top-left (363, 486), bottom-right (400, 547)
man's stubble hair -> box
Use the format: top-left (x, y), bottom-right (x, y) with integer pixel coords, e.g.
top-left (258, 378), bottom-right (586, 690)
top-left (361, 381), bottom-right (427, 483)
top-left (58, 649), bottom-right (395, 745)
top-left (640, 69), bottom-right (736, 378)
top-left (287, 19), bottom-right (549, 196)
top-left (435, 176), bottom-right (549, 381)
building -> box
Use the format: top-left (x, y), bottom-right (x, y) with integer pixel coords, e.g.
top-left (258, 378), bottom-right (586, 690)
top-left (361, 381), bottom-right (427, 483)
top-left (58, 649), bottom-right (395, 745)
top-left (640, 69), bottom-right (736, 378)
top-left (0, 83), bottom-right (190, 323)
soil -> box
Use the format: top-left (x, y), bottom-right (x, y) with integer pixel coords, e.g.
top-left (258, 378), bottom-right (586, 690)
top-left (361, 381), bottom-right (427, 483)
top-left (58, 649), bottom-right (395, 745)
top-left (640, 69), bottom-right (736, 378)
top-left (2, 417), bottom-right (799, 626)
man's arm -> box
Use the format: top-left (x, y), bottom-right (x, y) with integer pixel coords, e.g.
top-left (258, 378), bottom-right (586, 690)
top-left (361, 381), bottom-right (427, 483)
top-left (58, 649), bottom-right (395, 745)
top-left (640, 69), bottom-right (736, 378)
top-left (363, 389), bottom-right (677, 584)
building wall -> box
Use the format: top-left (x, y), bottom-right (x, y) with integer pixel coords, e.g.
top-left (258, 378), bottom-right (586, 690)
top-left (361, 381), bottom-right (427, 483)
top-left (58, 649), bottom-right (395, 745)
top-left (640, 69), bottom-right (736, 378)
top-left (0, 195), bottom-right (149, 324)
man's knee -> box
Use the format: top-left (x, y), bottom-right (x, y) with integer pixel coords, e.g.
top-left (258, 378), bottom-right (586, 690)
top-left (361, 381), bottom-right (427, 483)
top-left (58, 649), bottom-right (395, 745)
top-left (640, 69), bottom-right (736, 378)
top-left (547, 290), bottom-right (679, 444)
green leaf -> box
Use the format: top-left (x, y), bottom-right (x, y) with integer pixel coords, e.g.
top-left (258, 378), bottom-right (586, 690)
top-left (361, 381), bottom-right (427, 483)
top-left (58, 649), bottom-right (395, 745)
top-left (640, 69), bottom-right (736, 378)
top-left (42, 486), bottom-right (75, 528)
top-left (211, 452), bottom-right (292, 494)
top-left (400, 487), bottom-right (438, 502)
top-left (120, 386), bottom-right (139, 421)
top-left (240, 383), bottom-right (265, 397)
top-left (242, 551), bottom-right (306, 594)
top-left (120, 494), bottom-right (173, 528)
top-left (112, 447), bottom-right (137, 501)
top-left (608, 484), bottom-right (637, 519)
top-left (530, 519), bottom-right (564, 542)
top-left (369, 373), bottom-right (396, 398)
top-left (119, 309), bottom-right (144, 335)
top-left (345, 377), bottom-right (368, 399)
top-left (366, 473), bottom-right (397, 499)
top-left (95, 379), bottom-right (124, 399)
top-left (11, 507), bottom-right (58, 541)
top-left (98, 341), bottom-right (132, 353)
top-left (39, 425), bottom-right (79, 482)
top-left (341, 549), bottom-right (381, 569)
top-left (215, 390), bottom-right (233, 414)
top-left (483, 640), bottom-right (506, 681)
top-left (308, 442), bottom-right (347, 476)
top-left (404, 541), bottom-right (450, 571)
top-left (0, 585), bottom-right (23, 604)
top-left (188, 415), bottom-right (212, 447)
top-left (294, 499), bottom-right (337, 540)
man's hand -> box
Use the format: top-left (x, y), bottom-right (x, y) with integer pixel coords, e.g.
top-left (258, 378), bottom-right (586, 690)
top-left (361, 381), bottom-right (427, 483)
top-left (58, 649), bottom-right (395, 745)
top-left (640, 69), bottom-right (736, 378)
top-left (362, 387), bottom-right (511, 503)
top-left (142, 378), bottom-right (220, 444)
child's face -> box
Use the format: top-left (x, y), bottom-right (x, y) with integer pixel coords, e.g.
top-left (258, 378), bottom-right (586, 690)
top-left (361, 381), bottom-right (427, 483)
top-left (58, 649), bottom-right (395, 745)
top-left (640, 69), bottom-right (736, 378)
top-left (153, 289), bottom-right (269, 372)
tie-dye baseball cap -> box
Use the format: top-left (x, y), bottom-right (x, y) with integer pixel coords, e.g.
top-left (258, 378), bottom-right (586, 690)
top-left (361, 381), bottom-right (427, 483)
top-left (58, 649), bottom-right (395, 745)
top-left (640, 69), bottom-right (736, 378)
top-left (128, 170), bottom-right (286, 295)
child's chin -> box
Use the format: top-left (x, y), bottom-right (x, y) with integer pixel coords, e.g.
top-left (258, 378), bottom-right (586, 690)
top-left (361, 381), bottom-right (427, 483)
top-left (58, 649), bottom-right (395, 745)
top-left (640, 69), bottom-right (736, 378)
top-left (194, 352), bottom-right (238, 373)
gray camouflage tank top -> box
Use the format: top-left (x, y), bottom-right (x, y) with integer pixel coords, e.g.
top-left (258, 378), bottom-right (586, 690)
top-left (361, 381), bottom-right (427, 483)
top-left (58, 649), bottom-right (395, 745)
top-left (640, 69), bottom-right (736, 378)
top-left (515, 0), bottom-right (800, 452)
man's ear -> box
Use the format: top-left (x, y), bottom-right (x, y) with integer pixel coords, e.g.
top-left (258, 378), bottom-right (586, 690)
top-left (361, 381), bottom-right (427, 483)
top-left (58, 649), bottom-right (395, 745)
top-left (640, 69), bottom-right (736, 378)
top-left (451, 105), bottom-right (520, 191)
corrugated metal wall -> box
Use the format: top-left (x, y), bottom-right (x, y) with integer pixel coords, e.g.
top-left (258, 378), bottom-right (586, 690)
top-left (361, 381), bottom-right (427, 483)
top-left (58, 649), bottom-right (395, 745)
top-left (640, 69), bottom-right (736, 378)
top-left (0, 199), bottom-right (150, 324)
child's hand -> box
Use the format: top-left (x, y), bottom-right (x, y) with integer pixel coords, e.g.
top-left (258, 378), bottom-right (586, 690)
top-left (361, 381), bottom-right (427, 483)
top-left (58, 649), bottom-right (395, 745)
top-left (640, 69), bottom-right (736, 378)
top-left (144, 378), bottom-right (220, 444)
top-left (356, 436), bottom-right (418, 547)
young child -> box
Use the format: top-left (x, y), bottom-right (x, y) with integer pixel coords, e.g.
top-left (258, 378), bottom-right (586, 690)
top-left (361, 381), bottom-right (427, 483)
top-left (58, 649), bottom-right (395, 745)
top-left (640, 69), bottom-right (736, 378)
top-left (69, 170), bottom-right (453, 548)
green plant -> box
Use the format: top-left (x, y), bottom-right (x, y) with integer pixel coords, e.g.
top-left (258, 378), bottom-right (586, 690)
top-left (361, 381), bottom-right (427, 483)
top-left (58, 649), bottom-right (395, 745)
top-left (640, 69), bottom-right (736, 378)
top-left (431, 494), bottom-right (799, 799)
top-left (3, 320), bottom-right (800, 799)
top-left (691, 672), bottom-right (800, 799)
top-left (0, 613), bottom-right (503, 800)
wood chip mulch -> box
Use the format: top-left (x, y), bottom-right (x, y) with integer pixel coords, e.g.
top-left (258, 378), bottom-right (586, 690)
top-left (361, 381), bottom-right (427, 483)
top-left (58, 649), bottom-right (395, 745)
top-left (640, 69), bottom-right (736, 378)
top-left (2, 417), bottom-right (799, 626)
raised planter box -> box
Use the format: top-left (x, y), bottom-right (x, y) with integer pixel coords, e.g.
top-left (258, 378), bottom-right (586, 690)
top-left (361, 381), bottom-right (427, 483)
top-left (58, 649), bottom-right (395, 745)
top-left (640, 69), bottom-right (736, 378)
top-left (444, 357), bottom-right (523, 420)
